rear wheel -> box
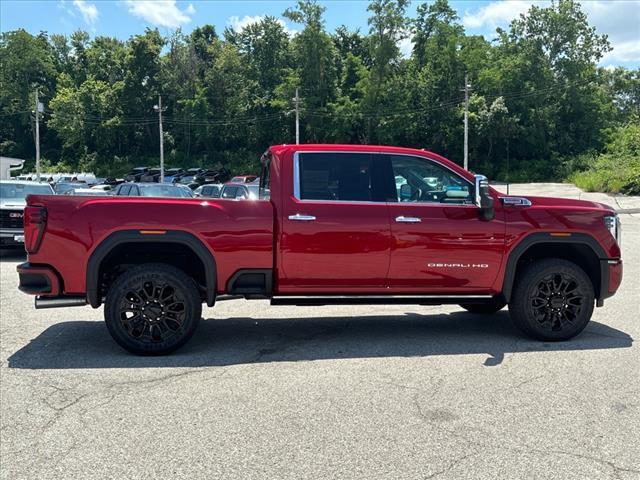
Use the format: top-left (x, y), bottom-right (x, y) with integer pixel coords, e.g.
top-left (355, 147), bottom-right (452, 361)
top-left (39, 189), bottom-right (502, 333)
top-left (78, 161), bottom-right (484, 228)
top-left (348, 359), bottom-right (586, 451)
top-left (509, 259), bottom-right (594, 341)
top-left (104, 263), bottom-right (202, 355)
top-left (460, 299), bottom-right (506, 314)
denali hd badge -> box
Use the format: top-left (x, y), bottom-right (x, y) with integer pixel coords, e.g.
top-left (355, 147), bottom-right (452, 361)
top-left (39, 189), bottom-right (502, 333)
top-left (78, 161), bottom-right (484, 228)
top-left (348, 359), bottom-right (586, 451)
top-left (428, 263), bottom-right (489, 268)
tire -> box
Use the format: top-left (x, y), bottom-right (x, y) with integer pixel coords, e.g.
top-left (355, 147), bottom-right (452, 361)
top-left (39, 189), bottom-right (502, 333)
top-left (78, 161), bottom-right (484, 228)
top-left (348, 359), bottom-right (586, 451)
top-left (460, 299), bottom-right (506, 314)
top-left (104, 263), bottom-right (202, 355)
top-left (509, 258), bottom-right (594, 341)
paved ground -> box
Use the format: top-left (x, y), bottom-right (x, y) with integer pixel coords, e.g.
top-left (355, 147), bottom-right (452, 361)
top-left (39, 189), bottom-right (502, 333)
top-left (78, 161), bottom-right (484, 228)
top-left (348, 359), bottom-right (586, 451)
top-left (1, 184), bottom-right (639, 479)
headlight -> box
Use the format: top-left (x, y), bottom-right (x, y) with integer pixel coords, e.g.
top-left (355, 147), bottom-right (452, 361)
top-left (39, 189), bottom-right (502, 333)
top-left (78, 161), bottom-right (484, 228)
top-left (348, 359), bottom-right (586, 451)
top-left (604, 215), bottom-right (621, 246)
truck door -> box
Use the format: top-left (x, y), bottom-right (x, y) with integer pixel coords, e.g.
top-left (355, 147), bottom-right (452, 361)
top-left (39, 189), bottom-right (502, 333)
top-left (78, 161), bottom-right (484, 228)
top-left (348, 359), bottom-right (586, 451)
top-left (385, 154), bottom-right (505, 292)
top-left (278, 152), bottom-right (392, 293)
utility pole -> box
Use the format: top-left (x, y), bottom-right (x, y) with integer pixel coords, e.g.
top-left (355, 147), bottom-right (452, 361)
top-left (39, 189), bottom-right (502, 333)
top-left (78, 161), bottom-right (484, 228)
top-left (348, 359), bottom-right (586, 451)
top-left (462, 73), bottom-right (471, 171)
top-left (153, 96), bottom-right (167, 182)
top-left (294, 88), bottom-right (300, 144)
top-left (34, 90), bottom-right (42, 182)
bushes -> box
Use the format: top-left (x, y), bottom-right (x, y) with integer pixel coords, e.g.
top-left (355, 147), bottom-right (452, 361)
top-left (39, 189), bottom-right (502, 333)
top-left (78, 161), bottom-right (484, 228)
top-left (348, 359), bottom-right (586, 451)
top-left (567, 124), bottom-right (640, 195)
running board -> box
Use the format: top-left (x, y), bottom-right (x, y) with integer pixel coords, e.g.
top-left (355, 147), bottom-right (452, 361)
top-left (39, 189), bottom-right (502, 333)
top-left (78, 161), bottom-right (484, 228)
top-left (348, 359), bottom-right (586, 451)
top-left (270, 295), bottom-right (493, 306)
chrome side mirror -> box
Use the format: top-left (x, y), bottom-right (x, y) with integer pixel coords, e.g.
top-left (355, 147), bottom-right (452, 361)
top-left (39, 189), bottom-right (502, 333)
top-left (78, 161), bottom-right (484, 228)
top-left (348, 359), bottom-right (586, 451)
top-left (474, 174), bottom-right (494, 221)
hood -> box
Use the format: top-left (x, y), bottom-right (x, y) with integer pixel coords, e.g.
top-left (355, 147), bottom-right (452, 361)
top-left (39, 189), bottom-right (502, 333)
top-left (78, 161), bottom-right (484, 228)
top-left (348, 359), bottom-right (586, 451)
top-left (505, 195), bottom-right (615, 213)
top-left (0, 199), bottom-right (26, 209)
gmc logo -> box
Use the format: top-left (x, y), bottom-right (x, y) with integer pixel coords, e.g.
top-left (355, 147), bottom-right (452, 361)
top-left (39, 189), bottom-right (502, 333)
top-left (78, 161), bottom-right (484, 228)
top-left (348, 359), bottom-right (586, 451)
top-left (9, 212), bottom-right (23, 218)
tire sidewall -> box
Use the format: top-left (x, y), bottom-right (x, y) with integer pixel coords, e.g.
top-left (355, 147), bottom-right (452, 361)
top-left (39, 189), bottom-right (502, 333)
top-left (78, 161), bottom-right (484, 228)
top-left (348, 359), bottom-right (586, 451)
top-left (104, 264), bottom-right (202, 355)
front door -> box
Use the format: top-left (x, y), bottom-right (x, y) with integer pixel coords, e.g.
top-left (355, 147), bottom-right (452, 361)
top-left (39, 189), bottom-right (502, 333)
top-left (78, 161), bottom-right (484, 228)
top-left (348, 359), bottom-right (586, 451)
top-left (279, 152), bottom-right (392, 293)
top-left (385, 154), bottom-right (505, 293)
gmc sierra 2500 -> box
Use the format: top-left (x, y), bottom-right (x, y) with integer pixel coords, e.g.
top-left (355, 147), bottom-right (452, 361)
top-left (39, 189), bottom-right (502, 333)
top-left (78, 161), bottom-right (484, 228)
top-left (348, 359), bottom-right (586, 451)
top-left (18, 144), bottom-right (623, 355)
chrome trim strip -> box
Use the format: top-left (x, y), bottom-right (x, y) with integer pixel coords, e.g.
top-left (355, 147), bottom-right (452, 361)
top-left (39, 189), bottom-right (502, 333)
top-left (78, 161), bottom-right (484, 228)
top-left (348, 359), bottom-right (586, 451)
top-left (292, 150), bottom-right (474, 205)
top-left (395, 216), bottom-right (422, 223)
top-left (501, 196), bottom-right (532, 206)
top-left (288, 214), bottom-right (316, 221)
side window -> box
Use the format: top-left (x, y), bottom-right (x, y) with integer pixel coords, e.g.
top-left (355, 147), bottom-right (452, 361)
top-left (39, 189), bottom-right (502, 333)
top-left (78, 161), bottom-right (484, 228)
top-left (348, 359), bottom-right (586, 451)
top-left (297, 153), bottom-right (374, 201)
top-left (118, 185), bottom-right (131, 196)
top-left (202, 186), bottom-right (212, 196)
top-left (390, 155), bottom-right (473, 204)
top-left (236, 187), bottom-right (248, 199)
top-left (130, 186), bottom-right (140, 196)
top-left (221, 186), bottom-right (237, 199)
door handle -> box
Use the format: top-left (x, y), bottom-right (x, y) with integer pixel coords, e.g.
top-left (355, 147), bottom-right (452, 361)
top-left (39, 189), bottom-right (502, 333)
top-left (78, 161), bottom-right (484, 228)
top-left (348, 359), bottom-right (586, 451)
top-left (288, 214), bottom-right (316, 221)
top-left (395, 216), bottom-right (421, 223)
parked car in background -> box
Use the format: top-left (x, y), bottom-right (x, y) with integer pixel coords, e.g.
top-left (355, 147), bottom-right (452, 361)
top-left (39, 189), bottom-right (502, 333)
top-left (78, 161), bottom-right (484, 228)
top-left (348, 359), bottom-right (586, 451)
top-left (177, 175), bottom-right (198, 189)
top-left (140, 168), bottom-right (161, 183)
top-left (229, 175), bottom-right (258, 184)
top-left (90, 184), bottom-right (113, 192)
top-left (1, 180), bottom-right (54, 248)
top-left (219, 183), bottom-right (259, 200)
top-left (193, 184), bottom-right (222, 198)
top-left (163, 168), bottom-right (185, 184)
top-left (66, 188), bottom-right (112, 196)
top-left (113, 183), bottom-right (194, 198)
top-left (53, 182), bottom-right (87, 195)
top-left (124, 167), bottom-right (149, 182)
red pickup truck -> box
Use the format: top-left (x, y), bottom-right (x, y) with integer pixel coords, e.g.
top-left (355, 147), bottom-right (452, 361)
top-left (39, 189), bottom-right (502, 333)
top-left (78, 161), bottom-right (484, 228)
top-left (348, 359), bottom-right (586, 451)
top-left (18, 144), bottom-right (623, 355)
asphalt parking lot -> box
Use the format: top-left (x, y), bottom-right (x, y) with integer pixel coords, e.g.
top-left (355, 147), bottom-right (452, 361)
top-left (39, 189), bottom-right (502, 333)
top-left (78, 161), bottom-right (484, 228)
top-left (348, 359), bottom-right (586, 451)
top-left (1, 188), bottom-right (639, 479)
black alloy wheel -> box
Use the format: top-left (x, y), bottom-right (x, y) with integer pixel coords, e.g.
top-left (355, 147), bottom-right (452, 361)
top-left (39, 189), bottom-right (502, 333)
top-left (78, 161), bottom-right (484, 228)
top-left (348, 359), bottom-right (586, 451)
top-left (509, 258), bottom-right (594, 341)
top-left (104, 264), bottom-right (202, 355)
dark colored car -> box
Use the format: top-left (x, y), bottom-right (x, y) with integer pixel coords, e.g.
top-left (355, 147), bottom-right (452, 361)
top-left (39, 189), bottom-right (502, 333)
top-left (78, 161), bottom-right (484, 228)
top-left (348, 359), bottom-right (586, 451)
top-left (124, 167), bottom-right (149, 183)
top-left (140, 169), bottom-right (161, 183)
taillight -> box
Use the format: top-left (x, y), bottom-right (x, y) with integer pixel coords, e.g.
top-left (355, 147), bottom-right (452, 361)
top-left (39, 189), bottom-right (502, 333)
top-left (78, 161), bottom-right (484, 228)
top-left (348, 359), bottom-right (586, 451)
top-left (24, 206), bottom-right (47, 253)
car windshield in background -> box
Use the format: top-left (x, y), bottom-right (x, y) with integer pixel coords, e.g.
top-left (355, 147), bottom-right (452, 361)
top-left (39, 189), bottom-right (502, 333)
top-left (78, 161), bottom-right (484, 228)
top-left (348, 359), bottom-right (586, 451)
top-left (54, 182), bottom-right (86, 194)
top-left (0, 183), bottom-right (54, 199)
top-left (138, 184), bottom-right (193, 198)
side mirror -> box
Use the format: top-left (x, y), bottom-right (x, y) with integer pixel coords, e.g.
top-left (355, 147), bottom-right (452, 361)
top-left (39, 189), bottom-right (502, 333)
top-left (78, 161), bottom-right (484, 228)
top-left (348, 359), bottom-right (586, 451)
top-left (474, 174), bottom-right (494, 221)
top-left (399, 183), bottom-right (413, 201)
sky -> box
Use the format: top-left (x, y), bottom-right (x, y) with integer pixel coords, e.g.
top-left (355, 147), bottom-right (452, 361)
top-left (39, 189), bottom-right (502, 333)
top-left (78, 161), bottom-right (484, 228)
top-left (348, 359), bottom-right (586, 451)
top-left (1, 0), bottom-right (639, 68)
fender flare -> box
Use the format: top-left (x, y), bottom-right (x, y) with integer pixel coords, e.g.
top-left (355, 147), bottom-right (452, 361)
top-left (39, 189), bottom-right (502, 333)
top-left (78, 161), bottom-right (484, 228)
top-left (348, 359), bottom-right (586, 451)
top-left (86, 230), bottom-right (217, 308)
top-left (501, 232), bottom-right (609, 302)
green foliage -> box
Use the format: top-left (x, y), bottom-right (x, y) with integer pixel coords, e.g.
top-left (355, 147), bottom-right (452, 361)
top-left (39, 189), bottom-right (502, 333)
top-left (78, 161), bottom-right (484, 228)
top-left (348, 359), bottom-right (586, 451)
top-left (0, 0), bottom-right (637, 191)
top-left (570, 124), bottom-right (640, 194)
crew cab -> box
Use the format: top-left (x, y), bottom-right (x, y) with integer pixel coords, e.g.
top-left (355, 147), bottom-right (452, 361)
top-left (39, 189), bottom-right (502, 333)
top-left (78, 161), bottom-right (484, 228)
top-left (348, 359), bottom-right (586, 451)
top-left (17, 145), bottom-right (623, 355)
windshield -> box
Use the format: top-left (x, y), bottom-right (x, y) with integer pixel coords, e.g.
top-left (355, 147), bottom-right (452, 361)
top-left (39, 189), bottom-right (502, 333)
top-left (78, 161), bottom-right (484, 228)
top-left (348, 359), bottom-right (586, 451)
top-left (1, 183), bottom-right (53, 199)
top-left (138, 185), bottom-right (193, 198)
top-left (179, 176), bottom-right (194, 184)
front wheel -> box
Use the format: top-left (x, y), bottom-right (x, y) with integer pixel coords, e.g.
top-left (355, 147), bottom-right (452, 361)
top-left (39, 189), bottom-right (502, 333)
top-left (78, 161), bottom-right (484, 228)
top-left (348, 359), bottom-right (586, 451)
top-left (104, 263), bottom-right (202, 355)
top-left (509, 259), bottom-right (594, 341)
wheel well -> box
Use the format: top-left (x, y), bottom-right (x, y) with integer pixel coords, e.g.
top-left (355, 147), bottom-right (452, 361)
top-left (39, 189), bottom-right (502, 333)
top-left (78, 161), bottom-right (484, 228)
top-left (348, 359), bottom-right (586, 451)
top-left (98, 242), bottom-right (207, 302)
top-left (511, 243), bottom-right (601, 296)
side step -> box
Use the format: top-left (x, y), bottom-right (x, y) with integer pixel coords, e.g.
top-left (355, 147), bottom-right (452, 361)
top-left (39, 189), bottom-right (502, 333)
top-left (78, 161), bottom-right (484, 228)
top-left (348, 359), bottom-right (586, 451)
top-left (270, 295), bottom-right (493, 307)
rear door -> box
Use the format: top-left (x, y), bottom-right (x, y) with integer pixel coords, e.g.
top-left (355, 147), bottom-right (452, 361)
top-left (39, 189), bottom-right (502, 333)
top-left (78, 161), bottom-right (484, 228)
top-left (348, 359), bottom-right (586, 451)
top-left (278, 151), bottom-right (392, 292)
top-left (385, 154), bottom-right (505, 292)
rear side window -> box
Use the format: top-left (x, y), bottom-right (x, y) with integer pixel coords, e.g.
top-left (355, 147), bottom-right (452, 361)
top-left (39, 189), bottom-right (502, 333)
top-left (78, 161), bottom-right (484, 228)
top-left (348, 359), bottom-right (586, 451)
top-left (221, 186), bottom-right (238, 199)
top-left (297, 153), bottom-right (375, 202)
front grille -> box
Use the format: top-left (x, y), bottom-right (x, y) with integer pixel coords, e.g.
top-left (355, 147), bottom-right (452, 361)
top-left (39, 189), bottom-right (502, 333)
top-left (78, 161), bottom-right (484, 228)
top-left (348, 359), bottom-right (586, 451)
top-left (0, 209), bottom-right (24, 229)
